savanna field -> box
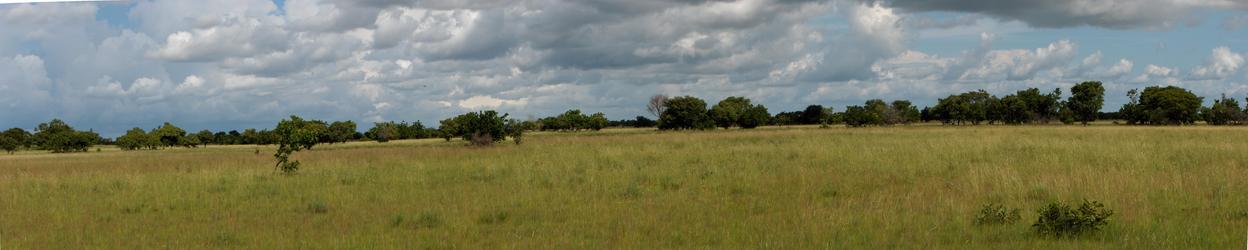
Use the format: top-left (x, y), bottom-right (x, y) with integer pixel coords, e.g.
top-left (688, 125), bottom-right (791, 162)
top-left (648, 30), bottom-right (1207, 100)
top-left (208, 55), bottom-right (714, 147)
top-left (2, 125), bottom-right (1246, 248)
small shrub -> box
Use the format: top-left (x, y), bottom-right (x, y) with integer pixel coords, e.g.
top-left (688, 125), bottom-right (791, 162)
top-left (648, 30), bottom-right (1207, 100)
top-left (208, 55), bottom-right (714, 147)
top-left (477, 210), bottom-right (510, 224)
top-left (622, 184), bottom-right (642, 198)
top-left (973, 203), bottom-right (1021, 225)
top-left (393, 212), bottom-right (443, 229)
top-left (1032, 200), bottom-right (1113, 237)
top-left (307, 202), bottom-right (329, 214)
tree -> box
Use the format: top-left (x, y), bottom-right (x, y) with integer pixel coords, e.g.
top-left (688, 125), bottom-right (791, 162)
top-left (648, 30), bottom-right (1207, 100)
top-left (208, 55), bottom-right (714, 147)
top-left (658, 96), bottom-right (714, 130)
top-left (773, 111), bottom-right (801, 126)
top-left (443, 110), bottom-right (508, 146)
top-left (151, 122), bottom-right (187, 148)
top-left (33, 119), bottom-right (95, 153)
top-left (842, 105), bottom-right (879, 127)
top-left (505, 119), bottom-right (526, 145)
top-left (710, 96), bottom-right (752, 129)
top-left (798, 105), bottom-right (828, 125)
top-left (181, 135), bottom-right (202, 148)
top-left (0, 135), bottom-right (17, 154)
top-left (1122, 86), bottom-right (1203, 125)
top-left (438, 118), bottom-right (460, 141)
top-left (1067, 81), bottom-right (1105, 125)
top-left (116, 128), bottom-right (157, 150)
top-left (890, 100), bottom-right (921, 125)
top-left (739, 104), bottom-right (770, 129)
top-left (932, 90), bottom-right (994, 125)
top-left (272, 116), bottom-right (326, 174)
top-left (588, 112), bottom-right (609, 131)
top-left (1202, 94), bottom-right (1245, 125)
top-left (1, 128), bottom-right (31, 150)
top-left (647, 95), bottom-right (669, 118)
top-left (194, 130), bottom-right (215, 146)
top-left (368, 122), bottom-right (402, 143)
top-left (328, 121), bottom-right (357, 143)
top-left (633, 116), bottom-right (657, 127)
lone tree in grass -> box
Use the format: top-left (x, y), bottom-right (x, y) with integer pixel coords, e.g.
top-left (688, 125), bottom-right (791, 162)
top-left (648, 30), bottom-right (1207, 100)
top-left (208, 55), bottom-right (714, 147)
top-left (658, 96), bottom-right (714, 130)
top-left (1067, 81), bottom-right (1105, 125)
top-left (272, 116), bottom-right (326, 174)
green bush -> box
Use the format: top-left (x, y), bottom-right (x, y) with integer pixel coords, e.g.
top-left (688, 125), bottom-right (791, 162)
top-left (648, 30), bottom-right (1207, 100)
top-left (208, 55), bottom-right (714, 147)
top-left (1032, 200), bottom-right (1113, 237)
top-left (973, 203), bottom-right (1021, 225)
top-left (307, 201), bottom-right (329, 214)
top-left (393, 212), bottom-right (443, 229)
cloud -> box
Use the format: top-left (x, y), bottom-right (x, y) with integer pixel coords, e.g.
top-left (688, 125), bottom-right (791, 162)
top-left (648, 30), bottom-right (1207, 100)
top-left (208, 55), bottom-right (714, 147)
top-left (959, 39), bottom-right (1078, 81)
top-left (874, 0), bottom-right (1248, 29)
top-left (457, 95), bottom-right (529, 110)
top-left (1132, 64), bottom-right (1180, 83)
top-left (0, 54), bottom-right (56, 127)
top-left (1188, 47), bottom-right (1245, 80)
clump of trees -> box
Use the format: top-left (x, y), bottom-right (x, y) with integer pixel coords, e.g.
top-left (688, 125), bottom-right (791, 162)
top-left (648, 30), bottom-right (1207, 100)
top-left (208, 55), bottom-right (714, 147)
top-left (116, 128), bottom-right (160, 150)
top-left (709, 96), bottom-right (770, 129)
top-left (366, 121), bottom-right (437, 143)
top-left (0, 128), bottom-right (33, 154)
top-left (30, 119), bottom-right (100, 153)
top-left (440, 110), bottom-right (510, 146)
top-left (657, 96), bottom-right (770, 130)
top-left (658, 96), bottom-right (715, 130)
top-left (1201, 95), bottom-right (1246, 125)
top-left (843, 99), bottom-right (920, 127)
top-left (1120, 86), bottom-right (1203, 125)
top-left (536, 110), bottom-right (609, 131)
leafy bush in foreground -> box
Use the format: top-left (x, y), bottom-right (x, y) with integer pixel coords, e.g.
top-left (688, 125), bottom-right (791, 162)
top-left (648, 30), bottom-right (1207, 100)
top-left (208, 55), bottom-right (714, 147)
top-left (1032, 200), bottom-right (1113, 237)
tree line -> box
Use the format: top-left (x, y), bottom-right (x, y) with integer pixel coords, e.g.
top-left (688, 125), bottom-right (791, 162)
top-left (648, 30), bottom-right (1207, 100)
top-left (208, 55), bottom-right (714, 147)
top-left (6, 82), bottom-right (1248, 155)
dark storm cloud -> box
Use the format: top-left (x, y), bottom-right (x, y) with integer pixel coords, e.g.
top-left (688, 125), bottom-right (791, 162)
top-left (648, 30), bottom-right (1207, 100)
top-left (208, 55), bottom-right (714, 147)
top-left (873, 0), bottom-right (1248, 29)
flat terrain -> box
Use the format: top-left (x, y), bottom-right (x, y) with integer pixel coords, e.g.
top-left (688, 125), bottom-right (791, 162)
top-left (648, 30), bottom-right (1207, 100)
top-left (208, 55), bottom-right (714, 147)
top-left (1, 125), bottom-right (1246, 248)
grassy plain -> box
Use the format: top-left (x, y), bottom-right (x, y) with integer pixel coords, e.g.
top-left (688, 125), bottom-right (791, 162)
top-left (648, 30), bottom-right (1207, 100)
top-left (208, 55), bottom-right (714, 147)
top-left (1, 125), bottom-right (1246, 248)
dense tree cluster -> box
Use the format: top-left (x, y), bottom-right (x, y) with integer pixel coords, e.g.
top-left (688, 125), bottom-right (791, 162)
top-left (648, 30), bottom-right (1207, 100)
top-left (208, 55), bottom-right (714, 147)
top-left (1201, 95), bottom-right (1246, 125)
top-left (658, 96), bottom-right (716, 130)
top-left (440, 110), bottom-right (510, 146)
top-left (536, 110), bottom-right (609, 131)
top-left (365, 121), bottom-right (438, 143)
top-left (28, 119), bottom-right (102, 153)
top-left (709, 97), bottom-right (771, 129)
top-left (9, 81), bottom-right (1248, 156)
top-left (658, 96), bottom-right (771, 130)
top-left (1120, 86), bottom-right (1204, 125)
top-left (843, 100), bottom-right (921, 127)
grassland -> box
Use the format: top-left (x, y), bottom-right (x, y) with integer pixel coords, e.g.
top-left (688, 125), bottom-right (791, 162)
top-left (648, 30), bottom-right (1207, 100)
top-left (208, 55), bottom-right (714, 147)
top-left (1, 125), bottom-right (1246, 248)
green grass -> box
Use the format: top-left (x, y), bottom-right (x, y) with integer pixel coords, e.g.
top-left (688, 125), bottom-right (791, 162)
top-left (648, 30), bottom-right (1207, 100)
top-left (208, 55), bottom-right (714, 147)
top-left (1, 125), bottom-right (1246, 248)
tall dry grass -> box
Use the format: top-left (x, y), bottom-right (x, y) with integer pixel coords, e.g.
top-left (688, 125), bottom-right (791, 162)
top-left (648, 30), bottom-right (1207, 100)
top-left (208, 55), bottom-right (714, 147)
top-left (0, 125), bottom-right (1245, 248)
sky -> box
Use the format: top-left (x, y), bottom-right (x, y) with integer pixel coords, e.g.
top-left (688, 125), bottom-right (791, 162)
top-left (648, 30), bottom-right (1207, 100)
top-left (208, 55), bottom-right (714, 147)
top-left (0, 0), bottom-right (1246, 136)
